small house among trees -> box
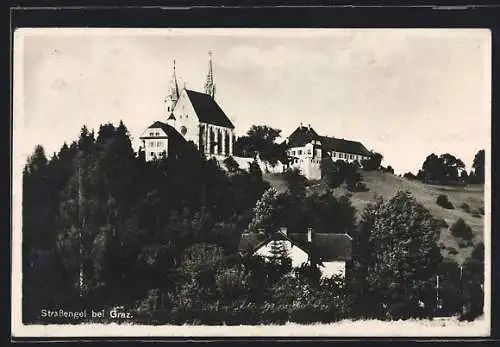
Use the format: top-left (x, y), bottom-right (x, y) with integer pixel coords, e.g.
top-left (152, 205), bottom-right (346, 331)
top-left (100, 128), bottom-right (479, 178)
top-left (238, 227), bottom-right (353, 279)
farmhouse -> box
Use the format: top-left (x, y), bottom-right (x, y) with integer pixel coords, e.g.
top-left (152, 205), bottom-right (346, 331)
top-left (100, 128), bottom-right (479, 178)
top-left (239, 227), bottom-right (353, 279)
top-left (140, 52), bottom-right (236, 162)
top-left (285, 124), bottom-right (372, 180)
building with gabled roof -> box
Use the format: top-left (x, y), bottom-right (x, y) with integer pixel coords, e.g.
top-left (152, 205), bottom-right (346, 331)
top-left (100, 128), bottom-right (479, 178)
top-left (238, 227), bottom-right (353, 279)
top-left (285, 123), bottom-right (373, 180)
top-left (140, 52), bottom-right (236, 162)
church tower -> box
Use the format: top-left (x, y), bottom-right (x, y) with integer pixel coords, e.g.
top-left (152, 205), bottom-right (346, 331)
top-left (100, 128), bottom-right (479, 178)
top-left (165, 60), bottom-right (180, 114)
top-left (204, 51), bottom-right (216, 99)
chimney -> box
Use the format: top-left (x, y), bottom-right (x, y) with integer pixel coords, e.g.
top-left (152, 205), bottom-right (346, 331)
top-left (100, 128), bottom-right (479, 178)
top-left (280, 226), bottom-right (287, 236)
top-left (307, 228), bottom-right (313, 242)
top-left (308, 124), bottom-right (311, 130)
top-left (300, 122), bottom-right (303, 129)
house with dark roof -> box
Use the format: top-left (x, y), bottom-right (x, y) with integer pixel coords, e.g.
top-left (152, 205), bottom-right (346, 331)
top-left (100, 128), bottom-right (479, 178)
top-left (285, 123), bottom-right (372, 180)
top-left (238, 227), bottom-right (353, 279)
top-left (140, 52), bottom-right (236, 162)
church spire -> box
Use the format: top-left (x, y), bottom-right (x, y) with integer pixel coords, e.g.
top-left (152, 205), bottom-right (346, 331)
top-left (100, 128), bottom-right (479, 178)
top-left (204, 51), bottom-right (216, 99)
top-left (164, 59), bottom-right (180, 119)
top-left (170, 59), bottom-right (180, 104)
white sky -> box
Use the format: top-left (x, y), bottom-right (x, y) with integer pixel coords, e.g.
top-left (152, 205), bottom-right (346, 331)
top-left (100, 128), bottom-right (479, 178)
top-left (14, 28), bottom-right (491, 175)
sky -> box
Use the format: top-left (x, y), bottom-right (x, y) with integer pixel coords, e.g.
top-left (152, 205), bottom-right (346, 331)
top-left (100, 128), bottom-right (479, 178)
top-left (14, 28), bottom-right (491, 175)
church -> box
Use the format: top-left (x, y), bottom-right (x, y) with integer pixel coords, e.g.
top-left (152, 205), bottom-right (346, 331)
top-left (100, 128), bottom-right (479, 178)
top-left (140, 52), bottom-right (236, 162)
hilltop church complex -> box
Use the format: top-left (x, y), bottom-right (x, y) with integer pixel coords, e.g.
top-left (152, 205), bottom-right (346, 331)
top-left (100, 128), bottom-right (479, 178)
top-left (140, 52), bottom-right (373, 180)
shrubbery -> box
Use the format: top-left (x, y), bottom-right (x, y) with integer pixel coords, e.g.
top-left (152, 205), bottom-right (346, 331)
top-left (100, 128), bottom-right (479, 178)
top-left (460, 203), bottom-right (471, 213)
top-left (436, 194), bottom-right (454, 209)
top-left (450, 218), bottom-right (474, 241)
top-left (435, 218), bottom-right (449, 229)
top-left (321, 159), bottom-right (369, 192)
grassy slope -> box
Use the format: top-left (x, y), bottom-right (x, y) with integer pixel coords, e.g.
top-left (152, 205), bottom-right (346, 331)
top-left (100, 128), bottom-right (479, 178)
top-left (263, 171), bottom-right (485, 264)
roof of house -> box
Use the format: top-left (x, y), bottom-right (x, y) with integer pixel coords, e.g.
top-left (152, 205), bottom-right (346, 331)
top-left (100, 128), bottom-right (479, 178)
top-left (140, 121), bottom-right (186, 143)
top-left (185, 89), bottom-right (235, 129)
top-left (286, 125), bottom-right (320, 148)
top-left (238, 230), bottom-right (352, 263)
top-left (285, 125), bottom-right (372, 157)
top-left (320, 136), bottom-right (372, 157)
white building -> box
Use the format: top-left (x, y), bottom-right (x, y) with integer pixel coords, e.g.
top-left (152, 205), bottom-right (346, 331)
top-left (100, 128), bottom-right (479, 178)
top-left (140, 52), bottom-right (236, 161)
top-left (285, 124), bottom-right (372, 180)
top-left (238, 227), bottom-right (353, 279)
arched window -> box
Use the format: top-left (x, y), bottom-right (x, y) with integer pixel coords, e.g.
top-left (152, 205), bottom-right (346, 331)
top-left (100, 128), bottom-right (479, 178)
top-left (217, 130), bottom-right (223, 155)
top-left (224, 131), bottom-right (230, 155)
top-left (199, 124), bottom-right (205, 153)
top-left (209, 128), bottom-right (215, 154)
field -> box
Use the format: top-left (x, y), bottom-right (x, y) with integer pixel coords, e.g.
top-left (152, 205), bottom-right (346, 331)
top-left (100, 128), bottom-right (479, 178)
top-left (263, 170), bottom-right (485, 264)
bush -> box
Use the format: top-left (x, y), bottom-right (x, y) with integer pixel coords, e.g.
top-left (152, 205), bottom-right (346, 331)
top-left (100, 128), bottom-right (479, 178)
top-left (436, 194), bottom-right (454, 209)
top-left (460, 203), bottom-right (471, 213)
top-left (458, 240), bottom-right (469, 248)
top-left (347, 181), bottom-right (369, 193)
top-left (223, 156), bottom-right (240, 173)
top-left (470, 242), bottom-right (484, 262)
top-left (447, 247), bottom-right (458, 255)
top-left (450, 218), bottom-right (474, 241)
top-left (361, 152), bottom-right (383, 171)
top-left (403, 172), bottom-right (417, 180)
top-left (435, 218), bottom-right (449, 229)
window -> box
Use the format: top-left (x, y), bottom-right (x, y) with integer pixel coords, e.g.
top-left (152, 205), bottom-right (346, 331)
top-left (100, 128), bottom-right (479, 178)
top-left (332, 152), bottom-right (336, 157)
top-left (298, 150), bottom-right (302, 155)
top-left (307, 150), bottom-right (312, 155)
top-left (339, 153), bottom-right (343, 159)
top-left (150, 152), bottom-right (154, 157)
top-left (291, 150), bottom-right (295, 156)
top-left (155, 132), bottom-right (159, 136)
top-left (157, 141), bottom-right (162, 147)
top-left (149, 132), bottom-right (154, 136)
top-left (150, 141), bottom-right (155, 148)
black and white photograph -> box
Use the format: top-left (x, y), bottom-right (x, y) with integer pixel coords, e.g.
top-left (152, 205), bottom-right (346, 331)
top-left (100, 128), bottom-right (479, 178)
top-left (12, 28), bottom-right (491, 337)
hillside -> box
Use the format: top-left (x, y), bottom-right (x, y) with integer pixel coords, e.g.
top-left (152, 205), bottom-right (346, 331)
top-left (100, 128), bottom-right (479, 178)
top-left (263, 170), bottom-right (485, 264)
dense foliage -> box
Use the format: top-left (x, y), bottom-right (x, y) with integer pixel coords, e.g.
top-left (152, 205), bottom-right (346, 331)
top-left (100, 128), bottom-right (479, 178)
top-left (233, 125), bottom-right (287, 166)
top-left (349, 192), bottom-right (443, 319)
top-left (436, 194), bottom-right (454, 209)
top-left (22, 121), bottom-right (484, 324)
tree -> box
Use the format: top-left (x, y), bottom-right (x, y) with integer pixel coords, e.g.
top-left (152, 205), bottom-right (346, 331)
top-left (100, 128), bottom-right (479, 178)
top-left (361, 152), bottom-right (383, 171)
top-left (233, 125), bottom-right (286, 165)
top-left (471, 150), bottom-right (485, 184)
top-left (365, 191), bottom-right (442, 319)
top-left (247, 187), bottom-right (283, 234)
top-left (266, 239), bottom-right (292, 280)
top-left (450, 218), bottom-right (474, 241)
top-left (418, 153), bottom-right (466, 184)
top-left (283, 168), bottom-right (307, 200)
top-left (349, 197), bottom-right (384, 317)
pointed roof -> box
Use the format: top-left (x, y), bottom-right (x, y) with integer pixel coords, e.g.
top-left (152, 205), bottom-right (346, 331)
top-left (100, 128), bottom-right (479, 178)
top-left (185, 89), bottom-right (235, 129)
top-left (287, 125), bottom-right (320, 147)
top-left (238, 230), bottom-right (352, 263)
top-left (169, 60), bottom-right (180, 101)
top-left (204, 50), bottom-right (216, 98)
top-left (140, 121), bottom-right (185, 142)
